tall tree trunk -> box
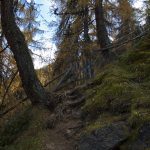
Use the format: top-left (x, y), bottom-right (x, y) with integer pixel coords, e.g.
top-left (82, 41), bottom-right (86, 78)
top-left (95, 0), bottom-right (110, 50)
top-left (83, 6), bottom-right (94, 79)
top-left (1, 0), bottom-right (54, 108)
top-left (0, 33), bottom-right (3, 85)
top-left (83, 6), bottom-right (90, 42)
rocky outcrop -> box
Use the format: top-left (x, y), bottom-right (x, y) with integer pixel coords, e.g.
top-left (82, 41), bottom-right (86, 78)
top-left (78, 122), bottom-right (129, 150)
top-left (127, 122), bottom-right (150, 150)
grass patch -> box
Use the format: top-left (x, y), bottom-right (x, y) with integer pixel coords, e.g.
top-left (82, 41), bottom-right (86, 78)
top-left (0, 107), bottom-right (32, 147)
top-left (0, 106), bottom-right (50, 150)
top-left (82, 48), bottom-right (150, 132)
top-left (84, 113), bottom-right (126, 134)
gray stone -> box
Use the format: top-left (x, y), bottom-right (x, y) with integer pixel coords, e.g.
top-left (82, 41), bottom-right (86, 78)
top-left (78, 122), bottom-right (129, 150)
top-left (129, 122), bottom-right (150, 150)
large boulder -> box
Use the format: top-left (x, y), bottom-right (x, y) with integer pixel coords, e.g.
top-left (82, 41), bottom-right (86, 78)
top-left (128, 122), bottom-right (150, 150)
top-left (78, 122), bottom-right (129, 150)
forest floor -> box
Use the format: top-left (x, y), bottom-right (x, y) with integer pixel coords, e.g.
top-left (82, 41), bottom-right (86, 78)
top-left (42, 91), bottom-right (84, 150)
top-left (42, 113), bottom-right (81, 150)
top-left (0, 84), bottom-right (86, 150)
top-left (1, 46), bottom-right (150, 150)
top-left (35, 88), bottom-right (85, 150)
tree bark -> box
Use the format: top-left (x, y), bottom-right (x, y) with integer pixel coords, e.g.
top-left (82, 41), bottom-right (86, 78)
top-left (0, 33), bottom-right (3, 85)
top-left (95, 0), bottom-right (110, 49)
top-left (1, 0), bottom-right (54, 108)
top-left (83, 6), bottom-right (90, 42)
top-left (82, 6), bottom-right (94, 79)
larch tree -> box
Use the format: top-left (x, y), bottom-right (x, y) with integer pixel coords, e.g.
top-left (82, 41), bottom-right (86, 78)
top-left (53, 0), bottom-right (81, 76)
top-left (53, 0), bottom-right (95, 82)
top-left (0, 0), bottom-right (54, 108)
top-left (94, 0), bottom-right (110, 51)
top-left (52, 0), bottom-right (146, 87)
top-left (80, 0), bottom-right (94, 79)
top-left (116, 0), bottom-right (136, 42)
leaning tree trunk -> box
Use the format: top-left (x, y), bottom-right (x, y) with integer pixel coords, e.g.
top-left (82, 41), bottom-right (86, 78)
top-left (1, 0), bottom-right (54, 108)
top-left (95, 0), bottom-right (110, 57)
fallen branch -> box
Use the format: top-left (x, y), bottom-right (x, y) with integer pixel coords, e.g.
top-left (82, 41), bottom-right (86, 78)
top-left (44, 70), bottom-right (67, 87)
top-left (66, 96), bottom-right (85, 107)
top-left (54, 8), bottom-right (84, 16)
top-left (68, 123), bottom-right (84, 130)
top-left (52, 67), bottom-right (72, 92)
top-left (0, 97), bottom-right (28, 118)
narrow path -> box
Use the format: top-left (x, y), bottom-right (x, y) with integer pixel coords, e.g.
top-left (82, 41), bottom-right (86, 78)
top-left (43, 89), bottom-right (84, 150)
top-left (43, 118), bottom-right (81, 150)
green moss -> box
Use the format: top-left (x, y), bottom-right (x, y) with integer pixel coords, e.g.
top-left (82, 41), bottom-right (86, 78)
top-left (92, 72), bottom-right (107, 86)
top-left (0, 106), bottom-right (50, 150)
top-left (132, 90), bottom-right (150, 109)
top-left (135, 33), bottom-right (150, 50)
top-left (82, 67), bottom-right (133, 117)
top-left (119, 50), bottom-right (150, 82)
top-left (82, 46), bottom-right (150, 135)
top-left (128, 109), bottom-right (150, 129)
top-left (120, 109), bottom-right (150, 150)
top-left (120, 50), bottom-right (150, 64)
top-left (84, 113), bottom-right (124, 133)
top-left (0, 107), bottom-right (32, 147)
top-left (1, 136), bottom-right (42, 150)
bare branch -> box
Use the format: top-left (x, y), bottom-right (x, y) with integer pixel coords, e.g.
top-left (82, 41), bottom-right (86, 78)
top-left (0, 69), bottom-right (69, 117)
top-left (54, 8), bottom-right (84, 16)
top-left (0, 97), bottom-right (28, 118)
top-left (44, 70), bottom-right (67, 87)
top-left (0, 70), bottom-right (18, 107)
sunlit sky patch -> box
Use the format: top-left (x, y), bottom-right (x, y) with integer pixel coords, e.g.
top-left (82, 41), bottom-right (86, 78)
top-left (134, 0), bottom-right (143, 8)
top-left (28, 0), bottom-right (57, 69)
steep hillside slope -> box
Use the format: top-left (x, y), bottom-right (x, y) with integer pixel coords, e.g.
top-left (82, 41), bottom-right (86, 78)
top-left (0, 37), bottom-right (150, 150)
top-left (79, 38), bottom-right (150, 150)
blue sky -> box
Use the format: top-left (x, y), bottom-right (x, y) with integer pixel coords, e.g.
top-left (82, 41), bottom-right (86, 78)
top-left (27, 0), bottom-right (58, 69)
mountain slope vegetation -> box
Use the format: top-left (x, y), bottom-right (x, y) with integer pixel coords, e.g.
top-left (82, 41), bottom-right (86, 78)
top-left (0, 35), bottom-right (150, 150)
